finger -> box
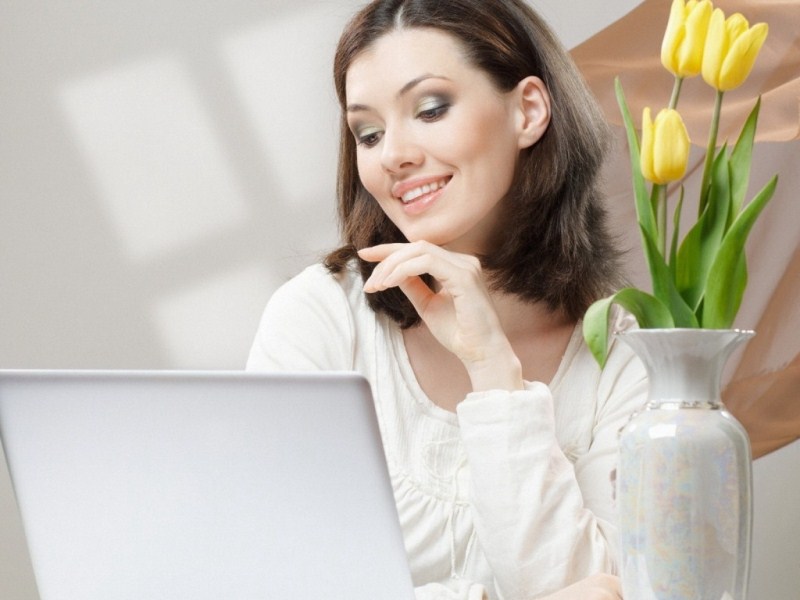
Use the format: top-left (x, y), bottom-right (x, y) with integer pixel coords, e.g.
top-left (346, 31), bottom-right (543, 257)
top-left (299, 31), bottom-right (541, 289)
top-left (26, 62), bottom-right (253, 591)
top-left (364, 253), bottom-right (437, 293)
top-left (357, 244), bottom-right (409, 262)
top-left (364, 242), bottom-right (479, 291)
top-left (366, 252), bottom-right (476, 296)
top-left (360, 240), bottom-right (472, 266)
top-left (360, 243), bottom-right (434, 292)
top-left (397, 277), bottom-right (436, 315)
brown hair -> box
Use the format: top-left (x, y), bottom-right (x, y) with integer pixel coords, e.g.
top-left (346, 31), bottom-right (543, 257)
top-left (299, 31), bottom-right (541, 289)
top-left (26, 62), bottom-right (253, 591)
top-left (324, 0), bottom-right (621, 327)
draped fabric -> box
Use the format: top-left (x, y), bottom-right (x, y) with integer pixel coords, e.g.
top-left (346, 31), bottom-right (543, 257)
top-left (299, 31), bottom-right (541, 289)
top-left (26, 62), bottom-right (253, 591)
top-left (571, 0), bottom-right (800, 458)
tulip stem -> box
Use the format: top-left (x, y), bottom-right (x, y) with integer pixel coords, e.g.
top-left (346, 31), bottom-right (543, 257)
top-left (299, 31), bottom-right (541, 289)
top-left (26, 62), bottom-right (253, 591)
top-left (669, 77), bottom-right (683, 110)
top-left (655, 184), bottom-right (668, 257)
top-left (700, 90), bottom-right (724, 215)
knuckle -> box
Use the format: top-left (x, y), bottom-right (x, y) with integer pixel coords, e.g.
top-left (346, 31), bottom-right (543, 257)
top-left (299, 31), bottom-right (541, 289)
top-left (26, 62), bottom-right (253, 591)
top-left (411, 240), bottom-right (432, 252)
top-left (465, 259), bottom-right (483, 281)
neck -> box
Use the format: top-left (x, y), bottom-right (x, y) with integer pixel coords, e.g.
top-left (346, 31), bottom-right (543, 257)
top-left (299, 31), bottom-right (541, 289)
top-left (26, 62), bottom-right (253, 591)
top-left (488, 288), bottom-right (574, 341)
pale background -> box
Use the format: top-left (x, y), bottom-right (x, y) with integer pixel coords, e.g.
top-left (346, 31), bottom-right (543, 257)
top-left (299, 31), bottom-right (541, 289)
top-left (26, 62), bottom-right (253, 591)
top-left (1, 1), bottom-right (797, 598)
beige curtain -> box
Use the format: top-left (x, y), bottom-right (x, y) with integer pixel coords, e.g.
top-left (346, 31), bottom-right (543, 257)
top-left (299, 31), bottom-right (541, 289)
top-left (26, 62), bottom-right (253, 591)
top-left (571, 0), bottom-right (800, 459)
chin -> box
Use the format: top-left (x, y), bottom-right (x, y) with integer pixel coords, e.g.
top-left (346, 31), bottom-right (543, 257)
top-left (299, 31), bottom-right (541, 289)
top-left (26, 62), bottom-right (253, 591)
top-left (402, 231), bottom-right (453, 248)
top-left (394, 221), bottom-right (460, 247)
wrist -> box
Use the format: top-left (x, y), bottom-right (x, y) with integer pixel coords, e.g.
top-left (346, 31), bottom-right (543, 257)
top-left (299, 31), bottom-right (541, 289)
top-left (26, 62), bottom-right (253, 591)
top-left (464, 342), bottom-right (524, 393)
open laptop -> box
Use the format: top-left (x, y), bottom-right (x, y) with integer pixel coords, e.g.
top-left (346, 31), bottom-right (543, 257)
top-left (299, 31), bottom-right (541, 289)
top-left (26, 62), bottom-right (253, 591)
top-left (0, 370), bottom-right (415, 600)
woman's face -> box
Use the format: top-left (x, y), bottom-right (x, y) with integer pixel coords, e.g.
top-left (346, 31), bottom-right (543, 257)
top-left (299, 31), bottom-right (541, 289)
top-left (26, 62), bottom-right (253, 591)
top-left (345, 28), bottom-right (547, 254)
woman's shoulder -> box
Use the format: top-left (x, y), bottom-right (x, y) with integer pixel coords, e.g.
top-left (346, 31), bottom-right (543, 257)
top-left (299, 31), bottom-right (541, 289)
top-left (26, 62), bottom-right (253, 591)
top-left (247, 261), bottom-right (367, 371)
top-left (262, 260), bottom-right (377, 342)
top-left (278, 261), bottom-right (351, 290)
top-left (272, 261), bottom-right (364, 308)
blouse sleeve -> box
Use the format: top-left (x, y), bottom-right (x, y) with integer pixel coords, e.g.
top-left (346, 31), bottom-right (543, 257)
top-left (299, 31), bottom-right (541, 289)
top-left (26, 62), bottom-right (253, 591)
top-left (246, 265), bottom-right (356, 372)
top-left (455, 338), bottom-right (646, 599)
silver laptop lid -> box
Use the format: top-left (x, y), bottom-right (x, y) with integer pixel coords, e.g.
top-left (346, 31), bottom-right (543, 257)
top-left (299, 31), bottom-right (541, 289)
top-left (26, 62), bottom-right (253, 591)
top-left (0, 370), bottom-right (414, 600)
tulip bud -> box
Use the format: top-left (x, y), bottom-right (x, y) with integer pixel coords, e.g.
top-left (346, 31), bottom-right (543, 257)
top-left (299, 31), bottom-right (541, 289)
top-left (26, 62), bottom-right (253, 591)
top-left (661, 0), bottom-right (714, 78)
top-left (702, 8), bottom-right (769, 91)
top-left (641, 108), bottom-right (691, 185)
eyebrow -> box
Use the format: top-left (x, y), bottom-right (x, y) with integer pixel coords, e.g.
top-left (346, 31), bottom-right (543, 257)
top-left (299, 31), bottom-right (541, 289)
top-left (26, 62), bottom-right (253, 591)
top-left (346, 74), bottom-right (451, 113)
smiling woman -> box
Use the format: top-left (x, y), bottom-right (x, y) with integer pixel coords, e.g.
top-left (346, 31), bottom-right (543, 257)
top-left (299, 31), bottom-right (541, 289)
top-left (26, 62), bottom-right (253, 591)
top-left (326, 0), bottom-right (621, 330)
top-left (247, 1), bottom-right (641, 599)
top-left (344, 28), bottom-right (545, 256)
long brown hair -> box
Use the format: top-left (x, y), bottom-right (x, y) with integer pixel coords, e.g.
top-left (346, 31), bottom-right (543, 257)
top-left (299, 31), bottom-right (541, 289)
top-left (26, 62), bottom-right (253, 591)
top-left (325, 0), bottom-right (621, 328)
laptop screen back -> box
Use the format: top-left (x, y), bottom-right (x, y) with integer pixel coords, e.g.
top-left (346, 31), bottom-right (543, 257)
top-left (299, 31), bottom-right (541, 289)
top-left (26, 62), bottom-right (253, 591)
top-left (0, 370), bottom-right (414, 600)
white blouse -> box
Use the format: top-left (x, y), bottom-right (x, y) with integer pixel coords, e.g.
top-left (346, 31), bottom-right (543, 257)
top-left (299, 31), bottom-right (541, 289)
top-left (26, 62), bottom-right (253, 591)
top-left (246, 263), bottom-right (647, 600)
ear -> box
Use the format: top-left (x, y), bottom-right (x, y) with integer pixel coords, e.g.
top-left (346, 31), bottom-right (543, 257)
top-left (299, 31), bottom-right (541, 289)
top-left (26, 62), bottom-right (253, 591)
top-left (514, 76), bottom-right (551, 149)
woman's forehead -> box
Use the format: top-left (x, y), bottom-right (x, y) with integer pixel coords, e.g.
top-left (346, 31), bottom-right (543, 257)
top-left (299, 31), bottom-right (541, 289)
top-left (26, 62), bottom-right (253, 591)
top-left (345, 28), bottom-right (472, 99)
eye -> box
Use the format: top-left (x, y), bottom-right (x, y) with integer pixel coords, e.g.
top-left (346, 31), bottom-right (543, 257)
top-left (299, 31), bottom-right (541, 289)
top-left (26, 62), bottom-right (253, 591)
top-left (358, 132), bottom-right (382, 148)
top-left (416, 98), bottom-right (450, 122)
top-left (354, 127), bottom-right (383, 148)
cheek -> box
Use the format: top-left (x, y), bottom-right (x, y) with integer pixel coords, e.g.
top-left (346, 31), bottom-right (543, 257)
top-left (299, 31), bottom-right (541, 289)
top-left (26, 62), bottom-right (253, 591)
top-left (356, 152), bottom-right (381, 196)
top-left (456, 102), bottom-right (518, 164)
top-left (356, 152), bottom-right (394, 214)
top-left (457, 121), bottom-right (519, 192)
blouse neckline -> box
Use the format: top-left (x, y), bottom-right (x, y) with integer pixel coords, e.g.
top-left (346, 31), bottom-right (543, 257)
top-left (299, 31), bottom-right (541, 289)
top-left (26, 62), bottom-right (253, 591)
top-left (387, 318), bottom-right (585, 422)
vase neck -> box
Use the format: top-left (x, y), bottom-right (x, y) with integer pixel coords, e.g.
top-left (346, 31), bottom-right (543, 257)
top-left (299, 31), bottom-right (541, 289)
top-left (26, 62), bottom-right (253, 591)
top-left (617, 329), bottom-right (754, 405)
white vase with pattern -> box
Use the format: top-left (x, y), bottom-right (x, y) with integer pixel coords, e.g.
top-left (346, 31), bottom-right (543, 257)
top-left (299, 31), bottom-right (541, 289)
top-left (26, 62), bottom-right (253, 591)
top-left (617, 328), bottom-right (754, 600)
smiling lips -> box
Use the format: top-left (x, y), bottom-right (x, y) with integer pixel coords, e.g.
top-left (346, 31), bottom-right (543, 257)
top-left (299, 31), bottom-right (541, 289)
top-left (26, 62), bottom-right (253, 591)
top-left (393, 176), bottom-right (451, 203)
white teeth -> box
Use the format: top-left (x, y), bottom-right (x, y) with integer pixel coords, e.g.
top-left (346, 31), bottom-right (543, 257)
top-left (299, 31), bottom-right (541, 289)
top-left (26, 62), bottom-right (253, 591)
top-left (401, 179), bottom-right (448, 203)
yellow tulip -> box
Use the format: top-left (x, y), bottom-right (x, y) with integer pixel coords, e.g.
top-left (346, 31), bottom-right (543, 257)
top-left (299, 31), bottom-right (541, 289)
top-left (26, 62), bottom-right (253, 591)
top-left (661, 0), bottom-right (714, 78)
top-left (640, 108), bottom-right (691, 185)
top-left (702, 8), bottom-right (769, 91)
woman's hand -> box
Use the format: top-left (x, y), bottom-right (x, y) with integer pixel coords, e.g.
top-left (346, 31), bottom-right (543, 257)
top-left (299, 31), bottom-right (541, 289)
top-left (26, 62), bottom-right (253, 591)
top-left (541, 574), bottom-right (622, 600)
top-left (358, 241), bottom-right (523, 392)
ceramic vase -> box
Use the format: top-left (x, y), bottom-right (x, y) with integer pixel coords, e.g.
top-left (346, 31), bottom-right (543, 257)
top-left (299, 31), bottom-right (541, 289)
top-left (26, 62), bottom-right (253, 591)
top-left (616, 328), bottom-right (754, 600)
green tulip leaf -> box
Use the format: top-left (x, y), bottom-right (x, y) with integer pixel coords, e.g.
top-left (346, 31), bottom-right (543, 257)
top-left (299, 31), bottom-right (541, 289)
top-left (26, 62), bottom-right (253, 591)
top-left (583, 289), bottom-right (675, 367)
top-left (675, 212), bottom-right (705, 307)
top-left (703, 175), bottom-right (778, 328)
top-left (641, 225), bottom-right (699, 328)
top-left (676, 146), bottom-right (731, 311)
top-left (615, 78), bottom-right (657, 242)
top-left (729, 97), bottom-right (761, 222)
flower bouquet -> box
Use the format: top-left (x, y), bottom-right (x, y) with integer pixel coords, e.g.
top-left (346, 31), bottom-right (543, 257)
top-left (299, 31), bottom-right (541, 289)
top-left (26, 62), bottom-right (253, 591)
top-left (583, 0), bottom-right (777, 365)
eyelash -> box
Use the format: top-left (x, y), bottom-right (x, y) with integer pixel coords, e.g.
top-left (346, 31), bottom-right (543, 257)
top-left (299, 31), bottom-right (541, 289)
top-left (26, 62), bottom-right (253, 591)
top-left (354, 100), bottom-right (451, 148)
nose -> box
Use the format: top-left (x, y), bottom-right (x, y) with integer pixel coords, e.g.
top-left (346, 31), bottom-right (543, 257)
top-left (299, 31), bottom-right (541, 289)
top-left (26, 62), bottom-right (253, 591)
top-left (380, 125), bottom-right (424, 173)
